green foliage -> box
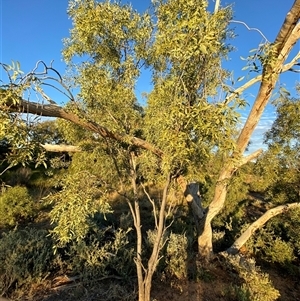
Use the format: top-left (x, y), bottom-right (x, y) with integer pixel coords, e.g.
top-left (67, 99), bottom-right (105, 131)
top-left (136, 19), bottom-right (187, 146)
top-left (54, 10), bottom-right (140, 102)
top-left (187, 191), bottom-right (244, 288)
top-left (69, 144), bottom-right (130, 188)
top-left (0, 186), bottom-right (36, 227)
top-left (63, 0), bottom-right (149, 136)
top-left (0, 64), bottom-right (48, 170)
top-left (252, 96), bottom-right (300, 204)
top-left (246, 221), bottom-right (296, 265)
top-left (225, 284), bottom-right (251, 301)
top-left (0, 115), bottom-right (47, 169)
top-left (0, 228), bottom-right (54, 296)
top-left (284, 208), bottom-right (300, 255)
top-left (144, 0), bottom-right (238, 174)
top-left (263, 238), bottom-right (295, 264)
top-left (65, 228), bottom-right (134, 280)
top-left (49, 171), bottom-right (112, 248)
top-left (225, 255), bottom-right (280, 301)
top-left (30, 120), bottom-right (65, 145)
top-left (166, 232), bottom-right (188, 279)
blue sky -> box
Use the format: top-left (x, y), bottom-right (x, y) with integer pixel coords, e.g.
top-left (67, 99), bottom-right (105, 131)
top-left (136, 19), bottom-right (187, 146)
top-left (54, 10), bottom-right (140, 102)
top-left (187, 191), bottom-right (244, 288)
top-left (1, 0), bottom-right (299, 152)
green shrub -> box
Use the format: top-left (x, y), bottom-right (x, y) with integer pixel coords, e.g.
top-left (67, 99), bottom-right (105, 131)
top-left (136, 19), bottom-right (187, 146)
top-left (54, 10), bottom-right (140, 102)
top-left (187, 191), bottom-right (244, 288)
top-left (225, 254), bottom-right (280, 301)
top-left (165, 232), bottom-right (188, 279)
top-left (0, 186), bottom-right (35, 226)
top-left (0, 228), bottom-right (54, 296)
top-left (65, 228), bottom-right (134, 281)
top-left (264, 238), bottom-right (295, 264)
top-left (246, 227), bottom-right (296, 265)
top-left (225, 284), bottom-right (251, 301)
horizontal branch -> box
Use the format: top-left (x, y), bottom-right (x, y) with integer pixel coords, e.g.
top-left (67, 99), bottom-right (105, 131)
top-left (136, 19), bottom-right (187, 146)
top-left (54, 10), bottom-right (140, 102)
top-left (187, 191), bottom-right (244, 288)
top-left (41, 144), bottom-right (81, 152)
top-left (3, 96), bottom-right (163, 157)
top-left (225, 50), bottom-right (300, 104)
top-left (238, 149), bottom-right (263, 167)
top-left (227, 202), bottom-right (300, 255)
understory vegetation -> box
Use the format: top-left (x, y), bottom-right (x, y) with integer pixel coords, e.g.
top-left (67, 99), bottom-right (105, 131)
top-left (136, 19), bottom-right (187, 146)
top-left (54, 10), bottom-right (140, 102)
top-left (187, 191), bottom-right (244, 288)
top-left (0, 127), bottom-right (299, 300)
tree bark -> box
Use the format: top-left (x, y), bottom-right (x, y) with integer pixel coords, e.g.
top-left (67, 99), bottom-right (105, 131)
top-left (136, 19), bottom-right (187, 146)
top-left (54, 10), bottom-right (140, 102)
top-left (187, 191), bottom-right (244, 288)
top-left (177, 175), bottom-right (204, 233)
top-left (41, 143), bottom-right (81, 152)
top-left (227, 202), bottom-right (300, 255)
top-left (143, 174), bottom-right (171, 301)
top-left (197, 0), bottom-right (300, 259)
top-left (2, 96), bottom-right (163, 157)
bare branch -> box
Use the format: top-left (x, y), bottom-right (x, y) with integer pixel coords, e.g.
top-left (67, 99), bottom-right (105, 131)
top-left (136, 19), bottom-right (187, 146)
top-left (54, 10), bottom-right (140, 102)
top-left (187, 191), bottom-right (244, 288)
top-left (230, 20), bottom-right (269, 42)
top-left (281, 50), bottom-right (300, 71)
top-left (214, 0), bottom-right (220, 14)
top-left (224, 50), bottom-right (300, 104)
top-left (227, 202), bottom-right (300, 255)
top-left (1, 95), bottom-right (163, 157)
top-left (224, 75), bottom-right (262, 104)
top-left (238, 149), bottom-right (263, 168)
top-left (41, 144), bottom-right (81, 152)
top-left (142, 183), bottom-right (158, 230)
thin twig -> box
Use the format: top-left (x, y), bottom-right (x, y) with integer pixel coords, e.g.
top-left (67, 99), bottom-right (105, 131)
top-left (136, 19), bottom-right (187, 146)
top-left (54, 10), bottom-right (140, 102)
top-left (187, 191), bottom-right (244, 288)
top-left (230, 20), bottom-right (269, 42)
top-left (141, 183), bottom-right (158, 229)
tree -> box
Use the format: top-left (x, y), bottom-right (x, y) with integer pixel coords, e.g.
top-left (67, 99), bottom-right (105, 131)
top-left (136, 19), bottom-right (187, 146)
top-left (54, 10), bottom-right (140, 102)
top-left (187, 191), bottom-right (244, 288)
top-left (1, 0), bottom-right (300, 300)
top-left (226, 94), bottom-right (300, 256)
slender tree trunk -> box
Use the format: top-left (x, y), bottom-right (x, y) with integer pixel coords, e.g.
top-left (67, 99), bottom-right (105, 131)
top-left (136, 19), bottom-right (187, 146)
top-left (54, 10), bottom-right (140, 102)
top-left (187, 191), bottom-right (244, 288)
top-left (142, 174), bottom-right (171, 301)
top-left (128, 153), bottom-right (145, 301)
top-left (129, 151), bottom-right (171, 301)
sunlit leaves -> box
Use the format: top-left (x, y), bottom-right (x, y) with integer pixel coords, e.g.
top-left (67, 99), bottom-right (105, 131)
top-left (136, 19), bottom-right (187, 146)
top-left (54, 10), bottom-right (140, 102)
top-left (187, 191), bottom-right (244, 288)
top-left (63, 0), bottom-right (150, 136)
top-left (49, 171), bottom-right (112, 247)
top-left (151, 0), bottom-right (232, 96)
top-left (252, 96), bottom-right (300, 204)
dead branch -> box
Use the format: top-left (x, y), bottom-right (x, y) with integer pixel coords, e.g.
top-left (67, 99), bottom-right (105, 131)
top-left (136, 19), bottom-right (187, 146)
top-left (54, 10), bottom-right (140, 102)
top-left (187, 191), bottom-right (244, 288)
top-left (41, 143), bottom-right (81, 152)
top-left (227, 202), bottom-right (300, 255)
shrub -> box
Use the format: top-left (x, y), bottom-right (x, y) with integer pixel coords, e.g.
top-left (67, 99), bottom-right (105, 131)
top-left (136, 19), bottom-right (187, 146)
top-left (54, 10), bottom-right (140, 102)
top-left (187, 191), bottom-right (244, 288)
top-left (264, 238), bottom-right (295, 264)
top-left (166, 232), bottom-right (188, 279)
top-left (0, 228), bottom-right (55, 296)
top-left (0, 186), bottom-right (35, 227)
top-left (225, 284), bottom-right (251, 301)
top-left (245, 227), bottom-right (296, 265)
top-left (225, 254), bottom-right (280, 301)
top-left (64, 228), bottom-right (135, 281)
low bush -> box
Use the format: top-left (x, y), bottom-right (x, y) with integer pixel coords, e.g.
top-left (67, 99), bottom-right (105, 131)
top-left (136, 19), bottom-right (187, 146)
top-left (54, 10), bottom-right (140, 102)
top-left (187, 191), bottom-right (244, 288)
top-left (0, 186), bottom-right (36, 227)
top-left (245, 227), bottom-right (296, 265)
top-left (165, 232), bottom-right (188, 279)
top-left (0, 228), bottom-right (55, 297)
top-left (62, 228), bottom-right (135, 281)
top-left (224, 254), bottom-right (280, 301)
